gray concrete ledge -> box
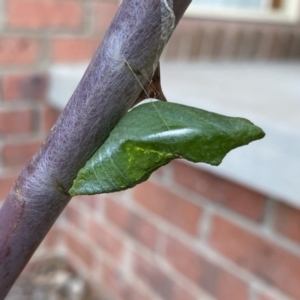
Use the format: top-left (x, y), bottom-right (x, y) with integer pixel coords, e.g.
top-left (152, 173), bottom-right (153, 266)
top-left (49, 62), bottom-right (300, 208)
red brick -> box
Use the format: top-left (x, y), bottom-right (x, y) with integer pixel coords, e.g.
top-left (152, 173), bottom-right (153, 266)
top-left (88, 218), bottom-right (124, 260)
top-left (164, 18), bottom-right (204, 61)
top-left (257, 29), bottom-right (271, 58)
top-left (165, 237), bottom-right (248, 300)
top-left (70, 195), bottom-right (88, 207)
top-left (52, 38), bottom-right (99, 62)
top-left (134, 254), bottom-right (173, 300)
top-left (189, 28), bottom-right (204, 60)
top-left (172, 284), bottom-right (197, 300)
top-left (0, 174), bottom-right (17, 200)
top-left (274, 202), bottom-right (300, 245)
top-left (7, 0), bottom-right (82, 29)
top-left (106, 199), bottom-right (158, 250)
top-left (164, 18), bottom-right (200, 61)
top-left (289, 33), bottom-right (300, 59)
top-left (173, 18), bottom-right (200, 60)
top-left (43, 227), bottom-right (60, 248)
top-left (95, 2), bottom-right (119, 34)
top-left (210, 216), bottom-right (300, 299)
top-left (103, 264), bottom-right (151, 300)
top-left (133, 181), bottom-right (202, 236)
top-left (65, 205), bottom-right (82, 228)
top-left (133, 254), bottom-right (196, 300)
top-left (173, 161), bottom-right (267, 222)
top-left (3, 139), bottom-right (43, 167)
top-left (40, 106), bottom-right (61, 131)
top-left (64, 231), bottom-right (93, 268)
top-left (80, 195), bottom-right (104, 211)
top-left (84, 195), bottom-right (101, 210)
top-left (1, 73), bottom-right (47, 101)
top-left (257, 293), bottom-right (278, 300)
top-left (218, 25), bottom-right (240, 60)
top-left (0, 38), bottom-right (39, 66)
top-left (163, 29), bottom-right (181, 61)
top-left (0, 109), bottom-right (33, 135)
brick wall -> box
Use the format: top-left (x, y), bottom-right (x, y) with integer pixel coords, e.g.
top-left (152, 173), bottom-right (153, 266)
top-left (163, 17), bottom-right (300, 61)
top-left (0, 0), bottom-right (119, 202)
top-left (1, 1), bottom-right (300, 300)
top-left (39, 161), bottom-right (300, 300)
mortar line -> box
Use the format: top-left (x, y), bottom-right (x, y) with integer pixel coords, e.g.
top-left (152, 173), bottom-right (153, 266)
top-left (261, 196), bottom-right (277, 234)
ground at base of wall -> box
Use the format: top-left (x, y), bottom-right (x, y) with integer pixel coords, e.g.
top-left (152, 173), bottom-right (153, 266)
top-left (6, 257), bottom-right (97, 300)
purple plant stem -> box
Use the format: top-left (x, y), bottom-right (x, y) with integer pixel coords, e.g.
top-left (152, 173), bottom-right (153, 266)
top-left (0, 0), bottom-right (191, 298)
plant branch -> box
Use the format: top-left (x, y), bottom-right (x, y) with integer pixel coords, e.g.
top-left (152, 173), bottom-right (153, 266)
top-left (0, 0), bottom-right (191, 298)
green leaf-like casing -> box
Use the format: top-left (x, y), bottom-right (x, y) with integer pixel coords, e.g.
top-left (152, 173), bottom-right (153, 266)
top-left (69, 102), bottom-right (265, 196)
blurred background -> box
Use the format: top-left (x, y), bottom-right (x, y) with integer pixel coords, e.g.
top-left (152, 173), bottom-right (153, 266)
top-left (1, 0), bottom-right (300, 299)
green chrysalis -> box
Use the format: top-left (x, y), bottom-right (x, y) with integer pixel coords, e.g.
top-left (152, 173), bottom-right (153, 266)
top-left (69, 101), bottom-right (264, 196)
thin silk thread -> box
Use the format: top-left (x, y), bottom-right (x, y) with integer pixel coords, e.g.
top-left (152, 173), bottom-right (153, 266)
top-left (124, 59), bottom-right (171, 131)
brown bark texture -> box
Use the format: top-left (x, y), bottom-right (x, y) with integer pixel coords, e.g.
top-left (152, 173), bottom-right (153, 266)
top-left (0, 0), bottom-right (191, 298)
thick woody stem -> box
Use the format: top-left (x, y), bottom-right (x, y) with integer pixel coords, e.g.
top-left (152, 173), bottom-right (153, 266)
top-left (0, 0), bottom-right (191, 298)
